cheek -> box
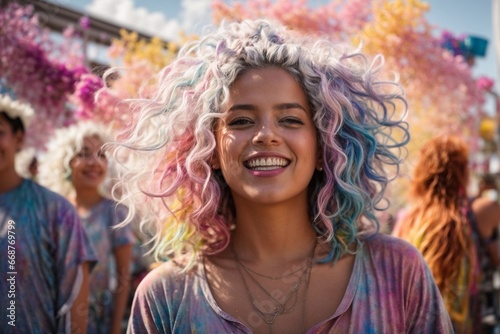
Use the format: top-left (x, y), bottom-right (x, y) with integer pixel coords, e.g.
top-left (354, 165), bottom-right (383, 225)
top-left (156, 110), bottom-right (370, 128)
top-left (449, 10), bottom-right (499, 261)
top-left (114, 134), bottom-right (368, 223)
top-left (68, 159), bottom-right (78, 171)
top-left (217, 136), bottom-right (238, 165)
top-left (100, 161), bottom-right (108, 173)
top-left (294, 132), bottom-right (318, 159)
top-left (216, 136), bottom-right (246, 180)
top-left (297, 136), bottom-right (319, 186)
top-left (69, 159), bottom-right (84, 176)
top-left (215, 130), bottom-right (235, 164)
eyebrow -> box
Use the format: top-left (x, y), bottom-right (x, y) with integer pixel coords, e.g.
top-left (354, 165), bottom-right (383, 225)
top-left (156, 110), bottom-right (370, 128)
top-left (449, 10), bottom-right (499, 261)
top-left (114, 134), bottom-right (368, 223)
top-left (228, 103), bottom-right (308, 113)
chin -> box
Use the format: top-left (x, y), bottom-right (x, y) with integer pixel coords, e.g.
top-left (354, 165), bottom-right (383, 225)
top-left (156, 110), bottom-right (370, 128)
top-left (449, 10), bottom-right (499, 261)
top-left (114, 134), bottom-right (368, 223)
top-left (80, 178), bottom-right (104, 188)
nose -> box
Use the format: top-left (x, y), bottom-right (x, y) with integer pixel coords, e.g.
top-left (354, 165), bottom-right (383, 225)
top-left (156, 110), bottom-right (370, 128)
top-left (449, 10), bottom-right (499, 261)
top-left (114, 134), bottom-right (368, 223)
top-left (87, 155), bottom-right (98, 164)
top-left (85, 154), bottom-right (106, 166)
top-left (252, 122), bottom-right (281, 146)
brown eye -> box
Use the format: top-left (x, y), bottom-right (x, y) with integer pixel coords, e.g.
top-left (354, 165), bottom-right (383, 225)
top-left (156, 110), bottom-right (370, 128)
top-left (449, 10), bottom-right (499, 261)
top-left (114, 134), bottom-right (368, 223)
top-left (76, 151), bottom-right (92, 159)
top-left (227, 118), bottom-right (254, 126)
top-left (97, 150), bottom-right (107, 160)
top-left (280, 117), bottom-right (304, 125)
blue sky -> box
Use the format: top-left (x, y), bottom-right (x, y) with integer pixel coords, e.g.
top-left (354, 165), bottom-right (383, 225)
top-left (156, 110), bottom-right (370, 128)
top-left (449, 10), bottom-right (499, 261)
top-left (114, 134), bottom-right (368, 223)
top-left (425, 1), bottom-right (497, 80)
top-left (56, 0), bottom-right (499, 105)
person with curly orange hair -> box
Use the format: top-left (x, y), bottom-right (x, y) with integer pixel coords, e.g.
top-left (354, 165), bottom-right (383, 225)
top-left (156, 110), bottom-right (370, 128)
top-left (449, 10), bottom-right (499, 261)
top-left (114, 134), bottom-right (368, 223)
top-left (393, 135), bottom-right (500, 333)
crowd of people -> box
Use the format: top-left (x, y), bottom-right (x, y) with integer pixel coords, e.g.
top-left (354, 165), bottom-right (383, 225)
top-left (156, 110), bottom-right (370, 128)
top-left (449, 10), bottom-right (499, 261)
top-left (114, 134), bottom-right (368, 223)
top-left (1, 18), bottom-right (499, 334)
top-left (0, 97), bottom-right (152, 333)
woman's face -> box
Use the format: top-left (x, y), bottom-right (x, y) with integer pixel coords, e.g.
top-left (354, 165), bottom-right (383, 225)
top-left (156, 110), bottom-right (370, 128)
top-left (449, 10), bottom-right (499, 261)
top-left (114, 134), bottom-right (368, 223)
top-left (0, 115), bottom-right (23, 176)
top-left (214, 67), bottom-right (319, 206)
top-left (69, 135), bottom-right (107, 191)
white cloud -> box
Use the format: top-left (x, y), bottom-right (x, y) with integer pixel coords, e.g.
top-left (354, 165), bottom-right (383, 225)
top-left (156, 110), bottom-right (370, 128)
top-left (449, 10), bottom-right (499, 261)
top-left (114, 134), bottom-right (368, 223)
top-left (85, 0), bottom-right (211, 42)
top-left (180, 0), bottom-right (212, 35)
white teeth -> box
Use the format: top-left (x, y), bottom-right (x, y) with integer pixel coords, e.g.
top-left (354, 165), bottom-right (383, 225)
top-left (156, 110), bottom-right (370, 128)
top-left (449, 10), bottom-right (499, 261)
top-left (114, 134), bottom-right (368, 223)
top-left (247, 157), bottom-right (289, 169)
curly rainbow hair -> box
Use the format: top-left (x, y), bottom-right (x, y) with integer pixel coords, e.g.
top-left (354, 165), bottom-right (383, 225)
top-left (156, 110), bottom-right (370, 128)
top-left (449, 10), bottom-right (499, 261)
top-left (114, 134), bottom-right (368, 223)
top-left (108, 19), bottom-right (409, 266)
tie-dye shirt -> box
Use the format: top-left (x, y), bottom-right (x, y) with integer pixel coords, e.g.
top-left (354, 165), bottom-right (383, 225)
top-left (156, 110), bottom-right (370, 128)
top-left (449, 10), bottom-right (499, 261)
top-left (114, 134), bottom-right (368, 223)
top-left (0, 179), bottom-right (97, 334)
top-left (79, 198), bottom-right (135, 334)
top-left (127, 233), bottom-right (453, 333)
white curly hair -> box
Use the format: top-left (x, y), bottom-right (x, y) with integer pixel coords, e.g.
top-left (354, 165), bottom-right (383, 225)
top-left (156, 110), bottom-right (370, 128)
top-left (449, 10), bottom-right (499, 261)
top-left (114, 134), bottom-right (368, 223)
top-left (15, 147), bottom-right (38, 179)
top-left (38, 121), bottom-right (114, 199)
top-left (0, 94), bottom-right (34, 128)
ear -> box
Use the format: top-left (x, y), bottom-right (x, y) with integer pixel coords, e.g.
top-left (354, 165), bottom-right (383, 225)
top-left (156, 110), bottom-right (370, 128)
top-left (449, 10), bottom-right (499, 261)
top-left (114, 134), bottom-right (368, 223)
top-left (14, 130), bottom-right (24, 153)
top-left (316, 153), bottom-right (323, 171)
top-left (211, 152), bottom-right (220, 170)
top-left (68, 153), bottom-right (79, 170)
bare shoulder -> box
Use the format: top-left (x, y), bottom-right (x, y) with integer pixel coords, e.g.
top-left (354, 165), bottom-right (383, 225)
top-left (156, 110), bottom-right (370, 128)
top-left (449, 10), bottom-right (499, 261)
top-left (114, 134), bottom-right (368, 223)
top-left (471, 197), bottom-right (500, 238)
top-left (472, 196), bottom-right (500, 215)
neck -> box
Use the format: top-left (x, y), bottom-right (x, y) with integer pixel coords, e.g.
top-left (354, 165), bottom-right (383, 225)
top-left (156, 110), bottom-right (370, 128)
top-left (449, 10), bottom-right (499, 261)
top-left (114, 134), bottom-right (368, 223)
top-left (73, 188), bottom-right (103, 212)
top-left (0, 168), bottom-right (23, 194)
top-left (231, 199), bottom-right (317, 265)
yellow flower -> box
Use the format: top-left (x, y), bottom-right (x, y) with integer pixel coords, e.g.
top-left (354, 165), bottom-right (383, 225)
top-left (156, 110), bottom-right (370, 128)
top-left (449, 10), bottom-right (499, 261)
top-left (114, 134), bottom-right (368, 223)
top-left (479, 117), bottom-right (496, 142)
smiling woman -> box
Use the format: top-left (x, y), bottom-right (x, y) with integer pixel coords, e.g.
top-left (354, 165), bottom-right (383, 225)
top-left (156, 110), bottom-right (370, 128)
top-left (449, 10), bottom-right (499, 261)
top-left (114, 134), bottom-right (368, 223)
top-left (39, 122), bottom-right (112, 199)
top-left (106, 19), bottom-right (452, 333)
top-left (213, 67), bottom-right (318, 205)
top-left (38, 121), bottom-right (135, 334)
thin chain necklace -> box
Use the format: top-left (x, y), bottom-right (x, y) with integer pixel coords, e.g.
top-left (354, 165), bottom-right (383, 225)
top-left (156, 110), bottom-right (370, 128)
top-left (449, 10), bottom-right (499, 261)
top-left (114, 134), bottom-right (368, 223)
top-left (231, 239), bottom-right (317, 333)
top-left (238, 257), bottom-right (307, 319)
top-left (301, 252), bottom-right (314, 334)
top-left (237, 258), bottom-right (309, 280)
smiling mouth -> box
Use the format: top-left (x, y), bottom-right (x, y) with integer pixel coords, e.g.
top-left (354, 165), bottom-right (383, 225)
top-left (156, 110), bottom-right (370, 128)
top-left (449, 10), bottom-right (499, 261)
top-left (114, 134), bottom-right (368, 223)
top-left (83, 171), bottom-right (103, 178)
top-left (244, 157), bottom-right (290, 170)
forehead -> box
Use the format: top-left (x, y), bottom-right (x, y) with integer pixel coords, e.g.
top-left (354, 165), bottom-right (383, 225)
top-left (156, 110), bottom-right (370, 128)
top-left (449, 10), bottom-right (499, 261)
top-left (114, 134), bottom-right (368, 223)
top-left (81, 135), bottom-right (103, 149)
top-left (231, 67), bottom-right (298, 88)
top-left (228, 67), bottom-right (308, 105)
top-left (0, 114), bottom-right (13, 128)
top-left (0, 114), bottom-right (19, 134)
top-left (0, 115), bottom-right (9, 126)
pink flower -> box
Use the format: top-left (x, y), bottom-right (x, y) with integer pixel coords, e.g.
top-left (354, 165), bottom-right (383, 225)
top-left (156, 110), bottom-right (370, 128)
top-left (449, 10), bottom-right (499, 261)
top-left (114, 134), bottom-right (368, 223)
top-left (79, 16), bottom-right (90, 30)
top-left (73, 73), bottom-right (104, 119)
top-left (477, 76), bottom-right (495, 92)
top-left (0, 3), bottom-right (90, 149)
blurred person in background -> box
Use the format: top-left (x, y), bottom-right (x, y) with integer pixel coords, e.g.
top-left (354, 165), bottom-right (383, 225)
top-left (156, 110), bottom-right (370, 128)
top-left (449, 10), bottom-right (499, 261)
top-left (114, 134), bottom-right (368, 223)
top-left (39, 121), bottom-right (135, 334)
top-left (393, 135), bottom-right (500, 334)
top-left (15, 146), bottom-right (38, 181)
top-left (476, 173), bottom-right (498, 200)
top-left (472, 172), bottom-right (500, 332)
top-left (0, 94), bottom-right (95, 333)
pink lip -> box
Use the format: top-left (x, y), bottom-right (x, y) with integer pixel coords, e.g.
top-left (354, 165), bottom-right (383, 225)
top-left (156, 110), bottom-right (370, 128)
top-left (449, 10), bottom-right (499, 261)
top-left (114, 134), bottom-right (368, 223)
top-left (248, 167), bottom-right (286, 177)
top-left (83, 171), bottom-right (103, 178)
